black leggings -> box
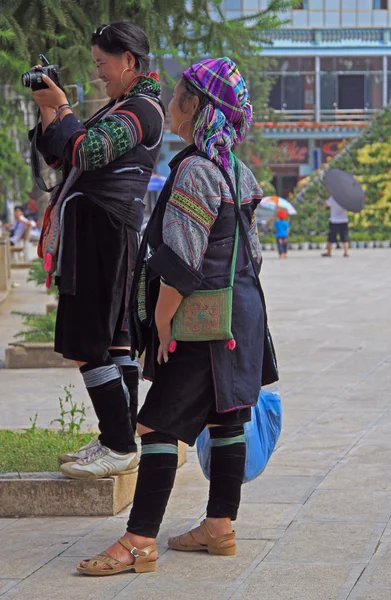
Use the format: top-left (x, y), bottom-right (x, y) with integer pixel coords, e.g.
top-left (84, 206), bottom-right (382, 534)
top-left (127, 425), bottom-right (246, 538)
top-left (277, 237), bottom-right (288, 255)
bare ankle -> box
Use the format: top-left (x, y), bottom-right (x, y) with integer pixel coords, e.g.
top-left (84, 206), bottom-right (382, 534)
top-left (124, 531), bottom-right (156, 549)
top-left (205, 517), bottom-right (233, 536)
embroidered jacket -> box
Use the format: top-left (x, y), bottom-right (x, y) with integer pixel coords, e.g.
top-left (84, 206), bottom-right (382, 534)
top-left (31, 95), bottom-right (164, 232)
top-left (148, 151), bottom-right (263, 296)
top-left (132, 145), bottom-right (266, 414)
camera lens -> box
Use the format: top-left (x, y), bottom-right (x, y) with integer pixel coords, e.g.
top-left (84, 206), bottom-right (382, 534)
top-left (21, 72), bottom-right (31, 88)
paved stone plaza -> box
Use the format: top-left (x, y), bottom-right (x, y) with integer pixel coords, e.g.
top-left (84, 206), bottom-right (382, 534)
top-left (0, 248), bottom-right (391, 599)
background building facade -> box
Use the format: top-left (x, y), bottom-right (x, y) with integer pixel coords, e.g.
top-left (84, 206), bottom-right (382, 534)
top-left (158, 2), bottom-right (391, 197)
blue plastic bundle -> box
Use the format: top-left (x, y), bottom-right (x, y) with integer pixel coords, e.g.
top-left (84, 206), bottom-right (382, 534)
top-left (196, 389), bottom-right (282, 483)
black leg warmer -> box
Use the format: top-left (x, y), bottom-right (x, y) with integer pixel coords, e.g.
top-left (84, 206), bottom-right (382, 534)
top-left (109, 349), bottom-right (139, 433)
top-left (80, 357), bottom-right (136, 453)
top-left (206, 424), bottom-right (246, 521)
top-left (127, 431), bottom-right (178, 538)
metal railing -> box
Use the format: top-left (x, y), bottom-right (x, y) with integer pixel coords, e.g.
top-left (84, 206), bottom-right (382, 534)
top-left (163, 108), bottom-right (379, 131)
top-left (261, 28), bottom-right (390, 45)
top-left (320, 108), bottom-right (378, 122)
top-left (258, 108), bottom-right (378, 125)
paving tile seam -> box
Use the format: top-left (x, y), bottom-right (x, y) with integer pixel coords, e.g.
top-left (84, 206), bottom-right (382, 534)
top-left (350, 584), bottom-right (391, 592)
top-left (276, 403), bottom-right (391, 502)
top-left (0, 581), bottom-right (21, 599)
top-left (283, 343), bottom-right (368, 394)
top-left (294, 518), bottom-right (391, 525)
top-left (285, 350), bottom-right (390, 391)
top-left (1, 550), bottom-right (76, 593)
top-left (272, 338), bottom-right (364, 367)
top-left (259, 560), bottom-right (370, 566)
top-left (1, 561), bottom-right (133, 600)
top-left (214, 542), bottom-right (278, 600)
top-left (273, 396), bottom-right (391, 449)
top-left (226, 563), bottom-right (366, 600)
top-left (344, 565), bottom-right (371, 600)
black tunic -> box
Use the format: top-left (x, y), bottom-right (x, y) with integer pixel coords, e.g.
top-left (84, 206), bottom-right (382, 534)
top-left (130, 146), bottom-right (269, 430)
top-left (33, 94), bottom-right (163, 363)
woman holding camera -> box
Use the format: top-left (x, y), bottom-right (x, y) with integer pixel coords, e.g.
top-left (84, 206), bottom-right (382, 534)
top-left (29, 22), bottom-right (164, 479)
top-left (76, 57), bottom-right (277, 576)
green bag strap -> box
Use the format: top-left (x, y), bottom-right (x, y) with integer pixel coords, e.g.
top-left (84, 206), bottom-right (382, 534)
top-left (229, 155), bottom-right (241, 288)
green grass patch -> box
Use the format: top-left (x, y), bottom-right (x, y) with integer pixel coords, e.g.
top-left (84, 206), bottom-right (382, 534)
top-left (0, 429), bottom-right (95, 474)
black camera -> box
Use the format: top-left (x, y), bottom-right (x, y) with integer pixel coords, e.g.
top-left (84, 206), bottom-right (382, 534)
top-left (21, 54), bottom-right (61, 91)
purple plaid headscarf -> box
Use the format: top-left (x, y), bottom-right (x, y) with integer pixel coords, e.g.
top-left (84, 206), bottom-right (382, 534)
top-left (183, 57), bottom-right (252, 169)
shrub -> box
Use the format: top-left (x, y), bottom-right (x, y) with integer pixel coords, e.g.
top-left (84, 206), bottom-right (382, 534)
top-left (27, 259), bottom-right (57, 297)
top-left (310, 235), bottom-right (327, 243)
top-left (259, 235), bottom-right (275, 244)
top-left (12, 311), bottom-right (56, 343)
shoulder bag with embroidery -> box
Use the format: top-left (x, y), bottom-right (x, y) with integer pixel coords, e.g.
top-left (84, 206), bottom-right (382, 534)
top-left (170, 156), bottom-right (241, 349)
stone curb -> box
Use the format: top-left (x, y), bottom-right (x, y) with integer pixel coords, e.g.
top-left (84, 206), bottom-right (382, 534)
top-left (10, 262), bottom-right (36, 269)
top-left (0, 284), bottom-right (11, 306)
top-left (5, 343), bottom-right (75, 368)
top-left (0, 442), bottom-right (187, 517)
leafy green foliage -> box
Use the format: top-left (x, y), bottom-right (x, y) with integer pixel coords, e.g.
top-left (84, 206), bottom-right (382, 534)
top-left (0, 0), bottom-right (295, 210)
top-left (0, 383), bottom-right (93, 473)
top-left (0, 429), bottom-right (95, 473)
top-left (12, 310), bottom-right (56, 342)
top-left (0, 97), bottom-right (31, 213)
top-left (0, 0), bottom-right (294, 84)
top-left (27, 259), bottom-right (58, 296)
top-left (51, 384), bottom-right (88, 434)
top-left (292, 107), bottom-right (391, 236)
top-left (27, 259), bottom-right (48, 287)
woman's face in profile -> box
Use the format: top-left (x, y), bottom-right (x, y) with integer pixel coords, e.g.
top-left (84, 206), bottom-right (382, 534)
top-left (168, 81), bottom-right (185, 136)
top-left (168, 80), bottom-right (199, 140)
top-left (91, 45), bottom-right (133, 100)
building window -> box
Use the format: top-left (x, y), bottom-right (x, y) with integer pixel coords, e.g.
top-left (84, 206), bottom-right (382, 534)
top-left (268, 75), bottom-right (305, 110)
top-left (295, 0), bottom-right (308, 8)
top-left (243, 0), bottom-right (260, 8)
top-left (373, 0), bottom-right (387, 8)
top-left (338, 75), bottom-right (365, 110)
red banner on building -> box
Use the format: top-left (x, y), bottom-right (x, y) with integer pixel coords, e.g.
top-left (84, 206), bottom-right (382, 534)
top-left (321, 140), bottom-right (343, 164)
top-left (271, 140), bottom-right (309, 165)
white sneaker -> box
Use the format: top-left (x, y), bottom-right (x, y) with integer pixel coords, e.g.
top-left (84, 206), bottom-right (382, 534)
top-left (60, 441), bottom-right (139, 479)
top-left (58, 438), bottom-right (100, 465)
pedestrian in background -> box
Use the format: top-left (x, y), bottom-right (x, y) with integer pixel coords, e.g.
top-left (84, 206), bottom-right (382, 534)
top-left (274, 209), bottom-right (290, 258)
top-left (322, 196), bottom-right (349, 257)
top-left (4, 206), bottom-right (33, 246)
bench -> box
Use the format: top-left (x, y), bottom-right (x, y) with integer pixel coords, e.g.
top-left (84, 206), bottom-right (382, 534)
top-left (10, 245), bottom-right (24, 263)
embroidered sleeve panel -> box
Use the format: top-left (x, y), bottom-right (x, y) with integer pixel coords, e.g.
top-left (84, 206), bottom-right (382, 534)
top-left (70, 106), bottom-right (144, 171)
top-left (239, 162), bottom-right (263, 206)
top-left (162, 156), bottom-right (222, 270)
top-left (242, 164), bottom-right (263, 266)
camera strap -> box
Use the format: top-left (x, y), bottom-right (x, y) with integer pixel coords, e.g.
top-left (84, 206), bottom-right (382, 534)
top-left (31, 109), bottom-right (62, 193)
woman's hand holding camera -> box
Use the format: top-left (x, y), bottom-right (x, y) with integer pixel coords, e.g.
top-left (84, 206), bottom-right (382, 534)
top-left (31, 68), bottom-right (68, 110)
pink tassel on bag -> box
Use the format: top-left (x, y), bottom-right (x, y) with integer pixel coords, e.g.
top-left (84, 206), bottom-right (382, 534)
top-left (44, 253), bottom-right (52, 273)
top-left (225, 338), bottom-right (236, 351)
top-left (168, 340), bottom-right (177, 353)
top-left (44, 253), bottom-right (53, 289)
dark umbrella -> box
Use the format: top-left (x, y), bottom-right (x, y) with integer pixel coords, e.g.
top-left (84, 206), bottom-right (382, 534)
top-left (324, 169), bottom-right (365, 213)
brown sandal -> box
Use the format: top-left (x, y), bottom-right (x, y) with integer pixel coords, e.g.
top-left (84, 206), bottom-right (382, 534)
top-left (76, 536), bottom-right (157, 576)
top-left (168, 519), bottom-right (236, 556)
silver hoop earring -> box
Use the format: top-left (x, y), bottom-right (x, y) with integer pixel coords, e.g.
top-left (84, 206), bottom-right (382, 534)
top-left (121, 67), bottom-right (132, 90)
top-left (177, 119), bottom-right (192, 143)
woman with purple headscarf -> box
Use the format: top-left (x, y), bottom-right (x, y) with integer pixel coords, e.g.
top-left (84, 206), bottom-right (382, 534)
top-left (77, 57), bottom-right (276, 576)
